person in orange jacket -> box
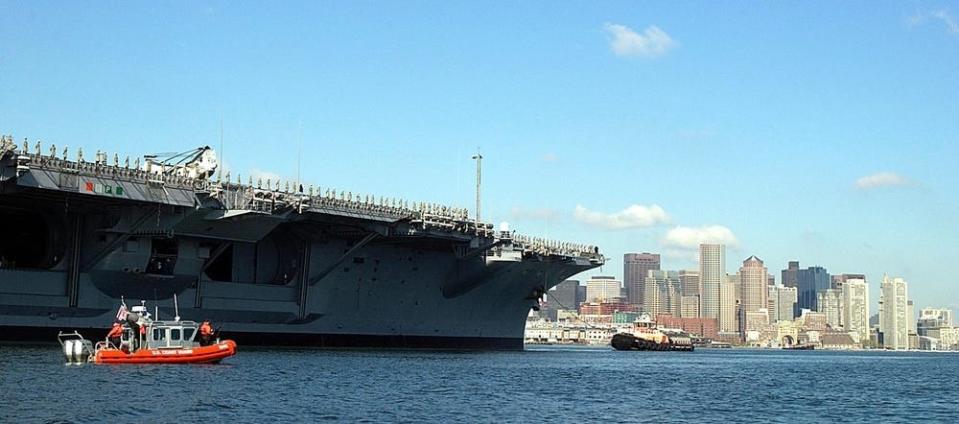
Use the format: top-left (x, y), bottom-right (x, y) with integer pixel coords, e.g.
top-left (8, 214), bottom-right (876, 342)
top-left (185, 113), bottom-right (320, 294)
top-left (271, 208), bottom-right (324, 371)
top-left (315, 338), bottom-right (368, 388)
top-left (106, 322), bottom-right (123, 348)
top-left (199, 321), bottom-right (214, 346)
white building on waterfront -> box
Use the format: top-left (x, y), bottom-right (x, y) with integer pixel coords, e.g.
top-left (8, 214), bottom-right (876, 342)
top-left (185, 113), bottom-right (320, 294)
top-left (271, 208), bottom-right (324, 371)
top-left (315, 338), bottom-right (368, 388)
top-left (919, 307), bottom-right (954, 328)
top-left (879, 275), bottom-right (909, 350)
top-left (841, 278), bottom-right (870, 343)
top-left (817, 288), bottom-right (843, 330)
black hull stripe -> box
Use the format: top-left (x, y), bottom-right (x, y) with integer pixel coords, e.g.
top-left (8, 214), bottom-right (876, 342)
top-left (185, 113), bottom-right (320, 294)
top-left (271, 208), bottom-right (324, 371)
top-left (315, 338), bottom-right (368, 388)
top-left (0, 325), bottom-right (523, 351)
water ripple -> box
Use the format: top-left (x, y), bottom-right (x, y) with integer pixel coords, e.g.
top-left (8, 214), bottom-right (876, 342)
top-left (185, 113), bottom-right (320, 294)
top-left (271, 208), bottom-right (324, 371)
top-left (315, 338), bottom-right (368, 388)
top-left (1, 345), bottom-right (957, 422)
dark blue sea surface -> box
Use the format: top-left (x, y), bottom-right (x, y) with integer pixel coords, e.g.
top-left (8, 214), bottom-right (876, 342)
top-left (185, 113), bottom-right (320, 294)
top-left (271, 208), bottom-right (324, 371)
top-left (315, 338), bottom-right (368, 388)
top-left (1, 344), bottom-right (956, 423)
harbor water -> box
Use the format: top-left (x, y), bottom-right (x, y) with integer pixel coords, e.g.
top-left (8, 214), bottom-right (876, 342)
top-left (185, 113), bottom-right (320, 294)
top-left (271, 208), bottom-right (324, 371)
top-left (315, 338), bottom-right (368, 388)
top-left (1, 345), bottom-right (956, 422)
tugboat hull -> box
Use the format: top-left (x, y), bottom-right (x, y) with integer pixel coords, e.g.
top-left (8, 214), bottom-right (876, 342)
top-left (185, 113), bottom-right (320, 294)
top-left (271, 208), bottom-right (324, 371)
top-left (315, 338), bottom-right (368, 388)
top-left (610, 333), bottom-right (694, 352)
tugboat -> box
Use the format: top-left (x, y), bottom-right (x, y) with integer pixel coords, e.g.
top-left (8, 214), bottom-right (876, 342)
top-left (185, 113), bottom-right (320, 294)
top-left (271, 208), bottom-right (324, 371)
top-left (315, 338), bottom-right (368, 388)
top-left (57, 296), bottom-right (237, 364)
top-left (610, 315), bottom-right (694, 352)
top-left (610, 332), bottom-right (694, 352)
top-left (782, 343), bottom-right (815, 351)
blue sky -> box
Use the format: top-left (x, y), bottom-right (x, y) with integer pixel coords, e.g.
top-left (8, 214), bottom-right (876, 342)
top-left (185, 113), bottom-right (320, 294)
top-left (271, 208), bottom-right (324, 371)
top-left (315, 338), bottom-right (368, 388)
top-left (2, 2), bottom-right (957, 314)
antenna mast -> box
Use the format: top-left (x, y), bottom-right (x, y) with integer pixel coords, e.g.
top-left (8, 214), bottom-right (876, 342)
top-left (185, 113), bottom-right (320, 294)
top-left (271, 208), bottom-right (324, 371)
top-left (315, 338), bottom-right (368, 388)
top-left (472, 149), bottom-right (482, 225)
top-left (218, 119), bottom-right (224, 181)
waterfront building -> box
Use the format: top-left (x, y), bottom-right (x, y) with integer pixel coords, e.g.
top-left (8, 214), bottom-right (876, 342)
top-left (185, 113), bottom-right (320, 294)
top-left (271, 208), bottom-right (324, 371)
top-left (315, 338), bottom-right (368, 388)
top-left (739, 256), bottom-right (769, 316)
top-left (699, 244), bottom-right (725, 322)
top-left (644, 270), bottom-right (681, 317)
top-left (743, 309), bottom-right (774, 344)
top-left (879, 275), bottom-right (909, 350)
top-left (819, 332), bottom-right (858, 350)
top-left (655, 314), bottom-right (719, 339)
top-left (612, 311), bottom-right (640, 324)
top-left (841, 278), bottom-right (870, 343)
top-left (585, 276), bottom-right (622, 303)
top-left (579, 300), bottom-right (632, 316)
top-left (817, 289), bottom-right (843, 329)
top-left (919, 307), bottom-right (954, 328)
top-left (797, 266), bottom-right (831, 311)
top-left (908, 300), bottom-right (917, 336)
top-left (917, 307), bottom-right (958, 351)
top-left (799, 309), bottom-right (828, 332)
top-left (624, 253), bottom-right (661, 306)
top-left (781, 261), bottom-right (800, 288)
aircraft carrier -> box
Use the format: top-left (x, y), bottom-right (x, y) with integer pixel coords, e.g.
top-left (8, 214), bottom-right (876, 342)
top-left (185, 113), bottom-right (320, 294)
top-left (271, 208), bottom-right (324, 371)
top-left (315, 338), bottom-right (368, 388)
top-left (0, 134), bottom-right (603, 349)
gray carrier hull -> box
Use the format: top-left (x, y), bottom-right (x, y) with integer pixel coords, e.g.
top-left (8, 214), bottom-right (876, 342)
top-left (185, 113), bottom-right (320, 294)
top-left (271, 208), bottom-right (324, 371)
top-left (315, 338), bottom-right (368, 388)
top-left (0, 139), bottom-right (603, 349)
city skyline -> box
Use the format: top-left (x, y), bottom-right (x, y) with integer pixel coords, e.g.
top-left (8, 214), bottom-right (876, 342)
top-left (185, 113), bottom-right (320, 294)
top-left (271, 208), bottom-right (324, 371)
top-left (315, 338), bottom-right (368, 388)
top-left (1, 3), bottom-right (957, 315)
top-left (544, 243), bottom-right (938, 350)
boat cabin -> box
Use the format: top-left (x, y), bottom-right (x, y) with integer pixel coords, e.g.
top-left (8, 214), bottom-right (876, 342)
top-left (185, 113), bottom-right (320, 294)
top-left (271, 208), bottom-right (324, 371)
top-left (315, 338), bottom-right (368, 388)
top-left (117, 320), bottom-right (201, 351)
top-left (147, 321), bottom-right (199, 349)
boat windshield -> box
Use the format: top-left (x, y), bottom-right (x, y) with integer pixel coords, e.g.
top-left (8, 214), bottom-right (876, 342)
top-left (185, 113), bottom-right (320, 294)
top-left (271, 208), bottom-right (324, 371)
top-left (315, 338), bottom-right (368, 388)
top-left (149, 322), bottom-right (199, 348)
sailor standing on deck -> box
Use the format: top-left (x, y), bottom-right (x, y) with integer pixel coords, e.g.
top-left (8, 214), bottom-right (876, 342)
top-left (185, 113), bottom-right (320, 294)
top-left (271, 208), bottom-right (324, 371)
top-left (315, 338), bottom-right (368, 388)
top-left (106, 322), bottom-right (123, 348)
top-left (199, 321), bottom-right (214, 346)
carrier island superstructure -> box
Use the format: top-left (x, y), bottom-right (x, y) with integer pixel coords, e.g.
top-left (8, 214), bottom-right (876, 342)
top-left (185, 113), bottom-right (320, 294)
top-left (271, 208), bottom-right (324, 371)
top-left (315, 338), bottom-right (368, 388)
top-left (0, 135), bottom-right (603, 349)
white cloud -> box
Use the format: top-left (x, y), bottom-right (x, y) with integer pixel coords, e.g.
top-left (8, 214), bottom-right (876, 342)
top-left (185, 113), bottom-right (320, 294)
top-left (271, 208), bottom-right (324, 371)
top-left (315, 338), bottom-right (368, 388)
top-left (603, 23), bottom-right (677, 58)
top-left (906, 10), bottom-right (959, 34)
top-left (573, 204), bottom-right (670, 229)
top-left (932, 10), bottom-right (959, 33)
top-left (855, 172), bottom-right (914, 190)
top-left (662, 225), bottom-right (739, 249)
top-left (510, 207), bottom-right (562, 221)
top-left (542, 152), bottom-right (559, 162)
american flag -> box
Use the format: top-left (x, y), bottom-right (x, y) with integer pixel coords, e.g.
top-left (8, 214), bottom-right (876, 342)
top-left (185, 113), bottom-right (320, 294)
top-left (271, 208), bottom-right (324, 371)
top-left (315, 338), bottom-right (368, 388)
top-left (115, 304), bottom-right (128, 321)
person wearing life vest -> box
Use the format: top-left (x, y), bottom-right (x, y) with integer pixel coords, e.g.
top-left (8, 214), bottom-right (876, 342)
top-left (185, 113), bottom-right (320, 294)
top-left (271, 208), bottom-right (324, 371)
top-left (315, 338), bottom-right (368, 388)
top-left (199, 321), bottom-right (214, 346)
top-left (107, 322), bottom-right (123, 348)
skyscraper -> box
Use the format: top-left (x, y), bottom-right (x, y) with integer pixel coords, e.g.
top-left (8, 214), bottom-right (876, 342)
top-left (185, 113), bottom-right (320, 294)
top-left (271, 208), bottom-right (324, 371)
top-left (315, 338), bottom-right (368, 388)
top-left (841, 277), bottom-right (869, 343)
top-left (624, 253), bottom-right (661, 306)
top-left (879, 275), bottom-right (909, 350)
top-left (699, 244), bottom-right (725, 321)
top-left (817, 289), bottom-right (843, 329)
top-left (679, 270), bottom-right (701, 297)
top-left (719, 279), bottom-right (738, 333)
top-left (833, 273), bottom-right (867, 290)
top-left (781, 261), bottom-right (800, 288)
top-left (768, 285), bottom-right (798, 323)
top-left (678, 270), bottom-right (702, 318)
top-left (644, 270), bottom-right (681, 317)
top-left (585, 276), bottom-right (622, 303)
top-left (739, 256), bottom-right (769, 315)
top-left (547, 280), bottom-right (580, 313)
top-left (797, 266), bottom-right (831, 311)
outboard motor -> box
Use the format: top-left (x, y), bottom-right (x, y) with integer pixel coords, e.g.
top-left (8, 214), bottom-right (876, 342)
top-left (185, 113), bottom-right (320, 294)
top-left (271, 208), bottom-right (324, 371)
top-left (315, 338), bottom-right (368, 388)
top-left (58, 332), bottom-right (93, 363)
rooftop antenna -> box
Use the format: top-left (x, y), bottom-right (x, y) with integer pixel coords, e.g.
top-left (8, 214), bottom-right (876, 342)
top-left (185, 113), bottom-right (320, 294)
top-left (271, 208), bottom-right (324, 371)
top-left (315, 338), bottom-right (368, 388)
top-left (472, 148), bottom-right (483, 226)
top-left (296, 119), bottom-right (302, 193)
